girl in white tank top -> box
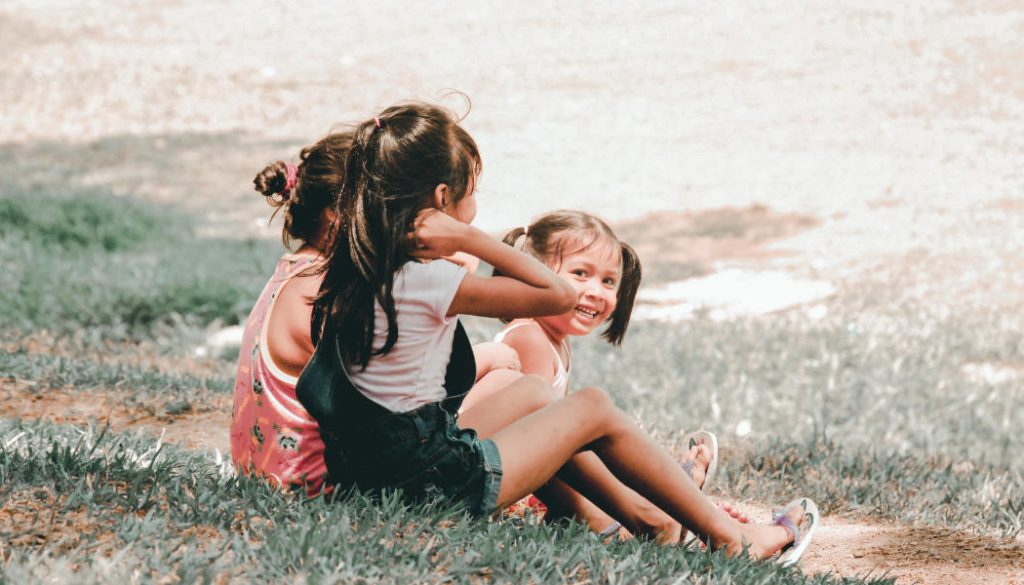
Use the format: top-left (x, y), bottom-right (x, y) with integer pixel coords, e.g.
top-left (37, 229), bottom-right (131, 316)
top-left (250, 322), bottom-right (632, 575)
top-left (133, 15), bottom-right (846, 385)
top-left (460, 211), bottom-right (729, 541)
top-left (493, 320), bottom-right (571, 397)
top-left (461, 211), bottom-right (641, 410)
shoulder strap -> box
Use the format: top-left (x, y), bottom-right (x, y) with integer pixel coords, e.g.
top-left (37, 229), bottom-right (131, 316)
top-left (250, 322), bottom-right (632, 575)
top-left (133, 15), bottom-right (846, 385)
top-left (493, 321), bottom-right (531, 342)
top-left (440, 321), bottom-right (477, 414)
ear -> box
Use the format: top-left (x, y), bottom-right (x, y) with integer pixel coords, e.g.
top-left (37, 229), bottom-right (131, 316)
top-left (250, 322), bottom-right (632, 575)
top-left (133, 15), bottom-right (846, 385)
top-left (432, 184), bottom-right (449, 210)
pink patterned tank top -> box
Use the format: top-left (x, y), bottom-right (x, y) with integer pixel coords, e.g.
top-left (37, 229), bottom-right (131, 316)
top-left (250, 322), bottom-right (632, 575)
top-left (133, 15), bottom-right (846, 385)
top-left (230, 253), bottom-right (327, 496)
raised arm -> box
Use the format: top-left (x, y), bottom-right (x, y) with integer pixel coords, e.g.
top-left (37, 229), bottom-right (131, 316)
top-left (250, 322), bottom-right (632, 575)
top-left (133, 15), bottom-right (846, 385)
top-left (410, 209), bottom-right (575, 319)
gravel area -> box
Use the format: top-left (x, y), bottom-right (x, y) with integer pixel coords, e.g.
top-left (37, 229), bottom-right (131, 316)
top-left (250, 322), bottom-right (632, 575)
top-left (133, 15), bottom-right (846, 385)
top-left (4, 1), bottom-right (1023, 294)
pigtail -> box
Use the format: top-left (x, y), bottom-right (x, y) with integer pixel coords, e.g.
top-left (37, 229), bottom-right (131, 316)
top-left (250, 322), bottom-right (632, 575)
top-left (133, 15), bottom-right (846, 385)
top-left (501, 225), bottom-right (527, 249)
top-left (602, 241), bottom-right (642, 346)
top-left (490, 226), bottom-right (529, 282)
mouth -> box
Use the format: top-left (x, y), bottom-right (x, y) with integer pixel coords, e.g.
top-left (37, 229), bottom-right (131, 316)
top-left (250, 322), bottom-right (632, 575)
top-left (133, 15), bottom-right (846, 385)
top-left (574, 305), bottom-right (601, 320)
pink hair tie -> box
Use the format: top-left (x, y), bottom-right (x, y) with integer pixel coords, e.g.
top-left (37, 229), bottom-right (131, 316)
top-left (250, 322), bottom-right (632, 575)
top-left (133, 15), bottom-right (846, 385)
top-left (283, 163), bottom-right (299, 193)
top-left (374, 117), bottom-right (382, 129)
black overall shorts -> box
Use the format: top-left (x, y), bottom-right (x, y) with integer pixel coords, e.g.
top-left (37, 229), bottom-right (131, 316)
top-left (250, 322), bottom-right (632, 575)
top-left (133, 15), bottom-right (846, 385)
top-left (295, 321), bottom-right (503, 517)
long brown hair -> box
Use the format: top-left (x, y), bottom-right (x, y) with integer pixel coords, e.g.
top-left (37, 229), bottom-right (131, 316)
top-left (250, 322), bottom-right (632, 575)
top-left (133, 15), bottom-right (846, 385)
top-left (253, 131), bottom-right (353, 249)
top-left (501, 210), bottom-right (642, 345)
top-left (313, 102), bottom-right (481, 367)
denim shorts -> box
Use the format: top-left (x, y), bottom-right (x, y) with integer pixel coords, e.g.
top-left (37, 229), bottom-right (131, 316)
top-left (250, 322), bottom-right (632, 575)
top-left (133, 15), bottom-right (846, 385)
top-left (336, 401), bottom-right (503, 517)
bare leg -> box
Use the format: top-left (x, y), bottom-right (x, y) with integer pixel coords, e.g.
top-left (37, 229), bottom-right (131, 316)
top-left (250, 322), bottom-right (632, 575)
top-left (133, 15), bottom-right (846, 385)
top-left (457, 373), bottom-right (550, 438)
top-left (539, 453), bottom-right (680, 543)
top-left (534, 478), bottom-right (624, 534)
top-left (460, 373), bottom-right (662, 537)
top-left (459, 367), bottom-right (529, 414)
top-left (488, 387), bottom-right (794, 557)
top-left (459, 376), bottom-right (752, 546)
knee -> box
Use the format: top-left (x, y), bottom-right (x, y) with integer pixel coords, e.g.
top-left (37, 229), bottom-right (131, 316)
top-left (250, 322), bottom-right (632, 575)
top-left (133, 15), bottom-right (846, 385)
top-left (573, 386), bottom-right (615, 412)
top-left (519, 374), bottom-right (556, 412)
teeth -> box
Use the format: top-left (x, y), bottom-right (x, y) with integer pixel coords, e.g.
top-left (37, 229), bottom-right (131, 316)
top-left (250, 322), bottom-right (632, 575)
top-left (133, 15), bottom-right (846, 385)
top-left (576, 307), bottom-right (598, 318)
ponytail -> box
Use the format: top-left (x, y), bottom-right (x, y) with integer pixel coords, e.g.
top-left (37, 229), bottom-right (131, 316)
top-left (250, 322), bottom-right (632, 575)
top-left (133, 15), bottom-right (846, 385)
top-left (314, 102), bottom-right (481, 367)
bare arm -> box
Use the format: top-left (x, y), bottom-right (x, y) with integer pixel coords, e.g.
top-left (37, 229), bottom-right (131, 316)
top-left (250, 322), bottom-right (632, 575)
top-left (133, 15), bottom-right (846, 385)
top-left (499, 323), bottom-right (558, 387)
top-left (472, 341), bottom-right (521, 380)
top-left (410, 210), bottom-right (575, 319)
top-left (266, 270), bottom-right (323, 378)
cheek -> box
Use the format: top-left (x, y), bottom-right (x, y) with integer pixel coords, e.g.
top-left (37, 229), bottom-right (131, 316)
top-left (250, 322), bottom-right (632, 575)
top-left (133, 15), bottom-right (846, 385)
top-left (461, 199), bottom-right (477, 223)
top-left (604, 291), bottom-right (618, 316)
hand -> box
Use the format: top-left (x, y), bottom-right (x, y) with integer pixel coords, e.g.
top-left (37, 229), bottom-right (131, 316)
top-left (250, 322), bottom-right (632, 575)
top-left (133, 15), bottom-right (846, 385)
top-left (409, 208), bottom-right (470, 260)
top-left (443, 251), bottom-right (481, 274)
top-left (472, 341), bottom-right (521, 372)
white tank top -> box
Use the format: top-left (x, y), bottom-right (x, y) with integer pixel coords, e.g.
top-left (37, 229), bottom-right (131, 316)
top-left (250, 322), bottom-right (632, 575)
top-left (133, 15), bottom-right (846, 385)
top-left (494, 321), bottom-right (571, 398)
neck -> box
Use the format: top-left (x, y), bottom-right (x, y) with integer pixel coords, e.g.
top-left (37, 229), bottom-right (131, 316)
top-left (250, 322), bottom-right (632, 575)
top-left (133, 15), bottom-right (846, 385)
top-left (300, 211), bottom-right (335, 256)
top-left (532, 318), bottom-right (568, 349)
top-left (295, 243), bottom-right (323, 257)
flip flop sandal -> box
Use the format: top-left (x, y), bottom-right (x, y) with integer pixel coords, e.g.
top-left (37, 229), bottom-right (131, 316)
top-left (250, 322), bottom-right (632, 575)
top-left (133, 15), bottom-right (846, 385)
top-left (598, 521), bottom-right (622, 540)
top-left (681, 430), bottom-right (718, 491)
top-left (679, 430), bottom-right (719, 550)
top-left (773, 497), bottom-right (820, 567)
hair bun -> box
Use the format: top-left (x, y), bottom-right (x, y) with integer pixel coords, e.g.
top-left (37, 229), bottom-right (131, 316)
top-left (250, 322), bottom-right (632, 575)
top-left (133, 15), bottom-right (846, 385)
top-left (253, 161), bottom-right (291, 201)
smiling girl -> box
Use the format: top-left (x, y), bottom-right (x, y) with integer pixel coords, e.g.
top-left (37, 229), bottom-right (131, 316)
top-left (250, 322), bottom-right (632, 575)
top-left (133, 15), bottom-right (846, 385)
top-left (460, 210), bottom-right (724, 543)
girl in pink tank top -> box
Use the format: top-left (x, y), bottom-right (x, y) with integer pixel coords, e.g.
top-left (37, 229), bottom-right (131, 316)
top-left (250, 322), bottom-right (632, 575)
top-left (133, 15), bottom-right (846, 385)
top-left (231, 253), bottom-right (326, 494)
top-left (230, 131), bottom-right (352, 496)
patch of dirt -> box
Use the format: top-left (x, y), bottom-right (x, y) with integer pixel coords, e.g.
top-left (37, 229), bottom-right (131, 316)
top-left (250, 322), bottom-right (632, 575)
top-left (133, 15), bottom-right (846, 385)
top-left (992, 198), bottom-right (1024, 212)
top-left (0, 379), bottom-right (230, 453)
top-left (613, 205), bottom-right (821, 284)
top-left (0, 488), bottom-right (117, 559)
top-left (738, 503), bottom-right (1024, 585)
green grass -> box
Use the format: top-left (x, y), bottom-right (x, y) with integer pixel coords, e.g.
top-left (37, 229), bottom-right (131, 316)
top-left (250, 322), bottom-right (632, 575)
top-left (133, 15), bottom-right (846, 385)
top-left (0, 420), bottom-right (893, 585)
top-left (2, 187), bottom-right (1021, 581)
top-left (0, 349), bottom-right (231, 396)
top-left (0, 189), bottom-right (278, 339)
top-left (571, 291), bottom-right (1024, 474)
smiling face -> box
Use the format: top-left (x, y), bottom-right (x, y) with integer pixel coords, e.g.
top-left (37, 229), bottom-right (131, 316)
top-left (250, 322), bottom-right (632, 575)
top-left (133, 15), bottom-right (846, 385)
top-left (537, 234), bottom-right (622, 339)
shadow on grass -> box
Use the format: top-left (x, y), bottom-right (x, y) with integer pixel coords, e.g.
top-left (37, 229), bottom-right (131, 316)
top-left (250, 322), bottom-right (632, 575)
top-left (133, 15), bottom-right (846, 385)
top-left (0, 130), bottom-right (294, 194)
top-left (0, 187), bottom-right (280, 338)
top-left (0, 130), bottom-right (306, 238)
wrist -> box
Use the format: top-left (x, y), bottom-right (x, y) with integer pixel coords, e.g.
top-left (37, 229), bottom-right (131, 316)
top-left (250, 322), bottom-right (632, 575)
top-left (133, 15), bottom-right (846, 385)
top-left (458, 224), bottom-right (485, 254)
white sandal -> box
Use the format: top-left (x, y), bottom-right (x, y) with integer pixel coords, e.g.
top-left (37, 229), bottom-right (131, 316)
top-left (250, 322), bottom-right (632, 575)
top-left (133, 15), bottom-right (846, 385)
top-left (773, 497), bottom-right (820, 567)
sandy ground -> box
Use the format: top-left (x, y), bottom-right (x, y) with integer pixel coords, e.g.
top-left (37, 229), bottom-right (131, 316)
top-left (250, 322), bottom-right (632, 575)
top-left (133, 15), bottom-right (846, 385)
top-left (4, 1), bottom-right (1024, 582)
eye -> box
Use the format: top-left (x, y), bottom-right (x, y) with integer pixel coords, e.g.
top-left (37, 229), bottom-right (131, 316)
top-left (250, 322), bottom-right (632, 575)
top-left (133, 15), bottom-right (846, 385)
top-left (603, 277), bottom-right (618, 287)
top-left (571, 269), bottom-right (587, 278)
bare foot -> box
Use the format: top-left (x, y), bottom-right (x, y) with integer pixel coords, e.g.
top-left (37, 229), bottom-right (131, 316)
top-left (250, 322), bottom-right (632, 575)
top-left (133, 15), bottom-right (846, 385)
top-left (734, 502), bottom-right (808, 560)
top-left (718, 502), bottom-right (750, 524)
top-left (681, 442), bottom-right (713, 488)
